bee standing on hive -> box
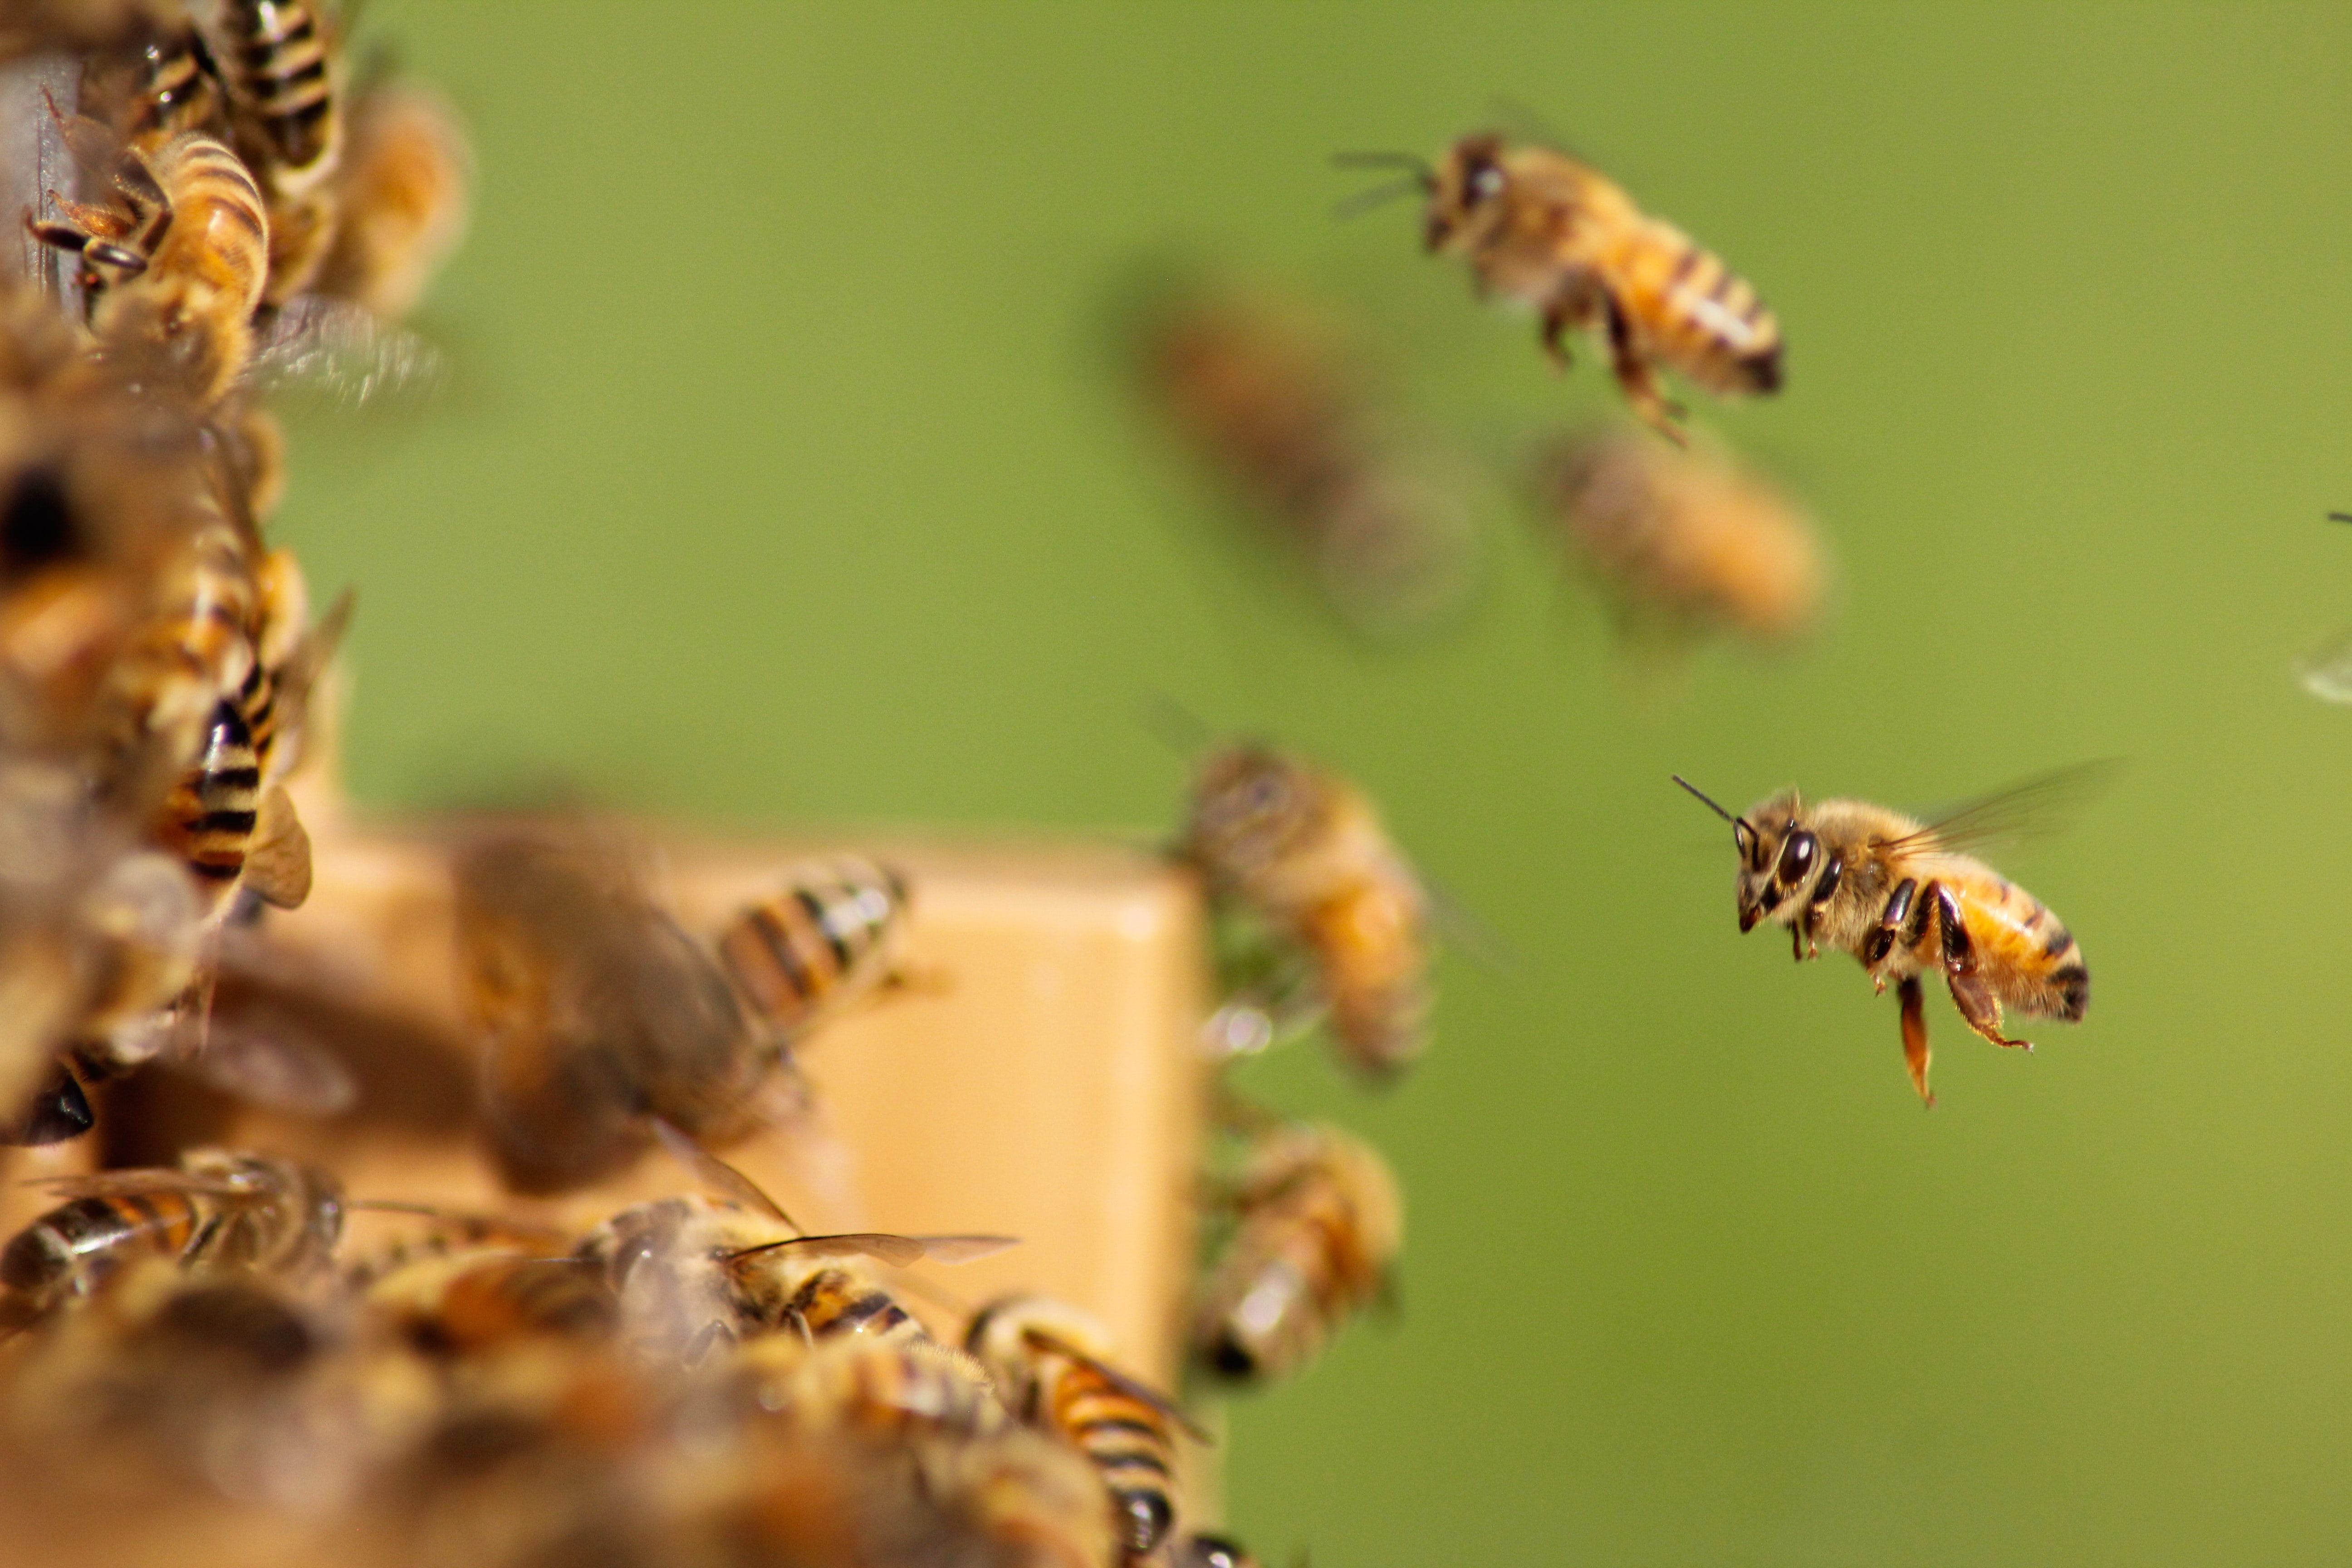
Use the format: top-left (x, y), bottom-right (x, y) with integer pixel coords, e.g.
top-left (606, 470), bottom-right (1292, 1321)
top-left (1346, 130), bottom-right (1782, 441)
top-left (1539, 425), bottom-right (1827, 646)
top-left (1180, 742), bottom-right (1431, 1080)
top-left (965, 1294), bottom-right (1207, 1559)
top-left (1672, 767), bottom-right (2104, 1105)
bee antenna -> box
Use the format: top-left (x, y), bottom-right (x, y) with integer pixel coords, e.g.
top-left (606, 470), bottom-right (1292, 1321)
top-left (2328, 511), bottom-right (2352, 524)
top-left (1670, 774), bottom-right (1736, 823)
top-left (1331, 149), bottom-right (1435, 186)
top-left (1331, 176), bottom-right (1426, 222)
top-left (1140, 691), bottom-right (1214, 755)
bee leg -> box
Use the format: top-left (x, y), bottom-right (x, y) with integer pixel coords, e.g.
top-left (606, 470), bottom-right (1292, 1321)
top-left (1862, 877), bottom-right (1916, 990)
top-left (1603, 294), bottom-right (1688, 446)
top-left (1790, 920), bottom-right (1805, 964)
top-left (1935, 883), bottom-right (2032, 1050)
top-left (1897, 975), bottom-right (1934, 1107)
top-left (1539, 299), bottom-right (1575, 371)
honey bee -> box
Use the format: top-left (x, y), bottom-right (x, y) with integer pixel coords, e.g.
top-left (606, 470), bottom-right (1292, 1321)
top-left (0, 1147), bottom-right (343, 1329)
top-left (29, 127), bottom-right (272, 406)
top-left (1180, 742), bottom-right (1431, 1079)
top-left (578, 1184), bottom-right (1012, 1365)
top-left (454, 826), bottom-right (794, 1192)
top-left (1132, 279), bottom-right (1480, 639)
top-left (1539, 425), bottom-right (1827, 645)
top-left (206, 0), bottom-right (344, 306)
top-left (714, 856), bottom-right (914, 1038)
top-left (727, 1331), bottom-right (1009, 1442)
top-left (367, 1249), bottom-right (620, 1358)
top-left (313, 78), bottom-right (470, 322)
top-left (1192, 1120), bottom-right (1401, 1385)
top-left (1672, 768), bottom-right (2100, 1105)
top-left (1349, 132), bottom-right (1782, 440)
top-left (965, 1294), bottom-right (1208, 1558)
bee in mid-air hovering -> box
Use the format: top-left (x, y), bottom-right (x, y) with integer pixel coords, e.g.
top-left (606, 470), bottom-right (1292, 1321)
top-left (1343, 131), bottom-right (1782, 442)
top-left (1539, 425), bottom-right (1827, 647)
top-left (1673, 769), bottom-right (2100, 1104)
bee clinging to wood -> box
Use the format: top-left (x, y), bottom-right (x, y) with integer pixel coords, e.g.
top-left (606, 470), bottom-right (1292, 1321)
top-left (1673, 767), bottom-right (2104, 1105)
top-left (1343, 131), bottom-right (1782, 441)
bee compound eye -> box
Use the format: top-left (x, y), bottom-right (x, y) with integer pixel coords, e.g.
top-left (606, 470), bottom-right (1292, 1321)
top-left (1778, 830), bottom-right (1817, 885)
top-left (1469, 161), bottom-right (1504, 200)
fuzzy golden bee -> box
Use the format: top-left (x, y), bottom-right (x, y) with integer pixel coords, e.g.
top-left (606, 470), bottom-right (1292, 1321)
top-left (715, 856), bottom-right (914, 1039)
top-left (1181, 742), bottom-right (1431, 1079)
top-left (1191, 1119), bottom-right (1401, 1385)
top-left (1540, 425), bottom-right (1826, 645)
top-left (1674, 769), bottom-right (2099, 1104)
top-left (207, 0), bottom-right (345, 306)
top-left (1348, 131), bottom-right (1781, 440)
top-left (314, 78), bottom-right (471, 322)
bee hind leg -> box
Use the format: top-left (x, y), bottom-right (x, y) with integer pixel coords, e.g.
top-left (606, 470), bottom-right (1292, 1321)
top-left (1539, 299), bottom-right (1576, 371)
top-left (1862, 877), bottom-right (1916, 991)
top-left (1602, 294), bottom-right (1688, 445)
top-left (1934, 882), bottom-right (2031, 1050)
top-left (1897, 975), bottom-right (1934, 1107)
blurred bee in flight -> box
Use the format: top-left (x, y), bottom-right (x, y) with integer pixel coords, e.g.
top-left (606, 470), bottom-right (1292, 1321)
top-left (1179, 740), bottom-right (1432, 1081)
top-left (1673, 767), bottom-right (2103, 1104)
top-left (1341, 129), bottom-right (1782, 442)
top-left (1539, 423), bottom-right (1827, 648)
top-left (1131, 275), bottom-right (1481, 640)
top-left (1191, 1117), bottom-right (1401, 1386)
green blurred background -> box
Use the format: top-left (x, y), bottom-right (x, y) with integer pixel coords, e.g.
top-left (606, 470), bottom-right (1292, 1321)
top-left (293, 5), bottom-right (2352, 1563)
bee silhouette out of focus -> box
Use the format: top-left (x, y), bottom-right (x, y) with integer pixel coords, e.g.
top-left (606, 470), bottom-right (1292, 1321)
top-left (1192, 1118), bottom-right (1401, 1386)
top-left (1180, 741), bottom-right (1431, 1081)
top-left (1132, 278), bottom-right (1481, 640)
top-left (1674, 768), bottom-right (2102, 1105)
top-left (966, 1293), bottom-right (1207, 1558)
top-left (313, 77), bottom-right (470, 322)
top-left (1345, 130), bottom-right (1782, 441)
top-left (1539, 424), bottom-right (1827, 648)
top-left (0, 1147), bottom-right (343, 1329)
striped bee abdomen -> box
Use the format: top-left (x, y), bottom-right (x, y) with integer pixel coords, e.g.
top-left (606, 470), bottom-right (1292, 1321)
top-left (717, 858), bottom-right (909, 1034)
top-left (1052, 1362), bottom-right (1180, 1554)
top-left (215, 0), bottom-right (338, 176)
top-left (1622, 219), bottom-right (1783, 395)
top-left (157, 691), bottom-right (263, 896)
top-left (0, 1188), bottom-right (203, 1323)
top-left (784, 1265), bottom-right (925, 1344)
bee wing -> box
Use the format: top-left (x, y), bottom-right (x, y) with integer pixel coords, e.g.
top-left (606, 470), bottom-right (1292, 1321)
top-left (162, 1004), bottom-right (358, 1116)
top-left (1878, 760), bottom-right (2123, 858)
top-left (730, 1232), bottom-right (1018, 1269)
top-left (2299, 627), bottom-right (2352, 703)
top-left (903, 1234), bottom-right (1020, 1265)
top-left (650, 1117), bottom-right (799, 1231)
top-left (1020, 1327), bottom-right (1214, 1442)
top-left (21, 1168), bottom-right (251, 1200)
top-left (245, 294), bottom-right (448, 410)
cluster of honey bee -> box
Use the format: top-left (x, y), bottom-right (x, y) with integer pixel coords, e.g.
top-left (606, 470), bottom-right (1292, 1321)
top-left (1132, 130), bottom-right (1831, 656)
top-left (0, 0), bottom-right (465, 1152)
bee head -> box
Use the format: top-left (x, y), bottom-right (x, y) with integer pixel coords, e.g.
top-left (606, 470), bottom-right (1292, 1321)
top-left (1672, 776), bottom-right (1818, 933)
top-left (1425, 133), bottom-right (1509, 253)
top-left (1183, 744), bottom-right (1321, 882)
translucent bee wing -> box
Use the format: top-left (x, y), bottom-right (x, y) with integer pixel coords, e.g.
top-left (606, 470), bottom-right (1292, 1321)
top-left (245, 294), bottom-right (448, 409)
top-left (728, 1232), bottom-right (1018, 1269)
top-left (906, 1234), bottom-right (1020, 1265)
top-left (21, 1168), bottom-right (251, 1200)
top-left (1879, 760), bottom-right (2123, 857)
top-left (1020, 1326), bottom-right (1214, 1442)
top-left (651, 1116), bottom-right (800, 1231)
top-left (2298, 627), bottom-right (2352, 704)
top-left (162, 1006), bottom-right (358, 1115)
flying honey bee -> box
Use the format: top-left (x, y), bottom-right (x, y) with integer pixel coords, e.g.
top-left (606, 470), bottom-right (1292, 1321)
top-left (1345, 131), bottom-right (1782, 441)
top-left (1539, 425), bottom-right (1827, 646)
top-left (1180, 742), bottom-right (1431, 1079)
top-left (1672, 768), bottom-right (2102, 1105)
top-left (0, 1147), bottom-right (343, 1329)
top-left (1192, 1119), bottom-right (1402, 1385)
top-left (1132, 279), bottom-right (1481, 639)
top-left (454, 825), bottom-right (794, 1192)
top-left (965, 1294), bottom-right (1207, 1559)
top-left (714, 857), bottom-right (915, 1039)
top-left (313, 78), bottom-right (471, 322)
